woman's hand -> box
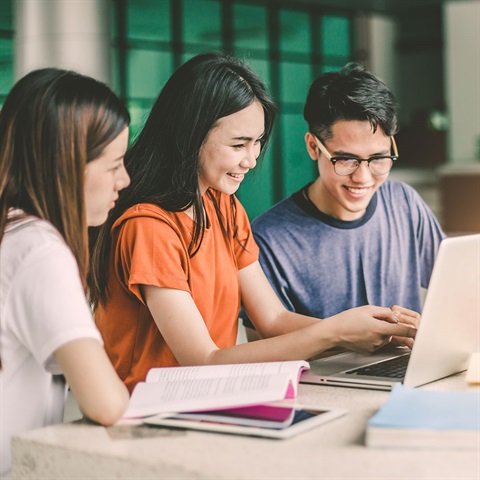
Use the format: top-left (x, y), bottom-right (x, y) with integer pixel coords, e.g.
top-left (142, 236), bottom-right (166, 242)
top-left (323, 305), bottom-right (417, 354)
top-left (389, 305), bottom-right (421, 349)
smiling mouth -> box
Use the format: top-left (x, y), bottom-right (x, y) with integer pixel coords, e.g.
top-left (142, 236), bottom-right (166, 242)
top-left (228, 173), bottom-right (245, 179)
top-left (344, 186), bottom-right (370, 195)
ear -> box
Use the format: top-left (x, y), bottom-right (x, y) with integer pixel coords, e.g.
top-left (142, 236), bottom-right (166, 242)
top-left (305, 132), bottom-right (319, 161)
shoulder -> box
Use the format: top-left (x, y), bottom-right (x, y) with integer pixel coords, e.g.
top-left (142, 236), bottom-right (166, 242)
top-left (6, 216), bottom-right (63, 242)
top-left (377, 181), bottom-right (441, 228)
top-left (377, 181), bottom-right (430, 214)
top-left (1, 219), bottom-right (87, 327)
top-left (114, 203), bottom-right (173, 227)
top-left (111, 204), bottom-right (192, 260)
top-left (252, 196), bottom-right (299, 233)
top-left (112, 203), bottom-right (188, 237)
top-left (2, 218), bottom-right (74, 272)
top-left (379, 180), bottom-right (423, 202)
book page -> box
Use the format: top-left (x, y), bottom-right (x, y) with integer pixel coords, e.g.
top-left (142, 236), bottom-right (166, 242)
top-left (124, 373), bottom-right (292, 419)
top-left (145, 360), bottom-right (309, 383)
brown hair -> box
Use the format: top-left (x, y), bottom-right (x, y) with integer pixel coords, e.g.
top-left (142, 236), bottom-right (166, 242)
top-left (0, 68), bottom-right (129, 286)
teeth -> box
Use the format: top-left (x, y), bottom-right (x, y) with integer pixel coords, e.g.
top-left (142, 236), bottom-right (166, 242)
top-left (346, 187), bottom-right (368, 194)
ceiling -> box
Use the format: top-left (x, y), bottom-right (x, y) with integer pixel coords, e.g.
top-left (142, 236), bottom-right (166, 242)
top-left (241, 0), bottom-right (469, 15)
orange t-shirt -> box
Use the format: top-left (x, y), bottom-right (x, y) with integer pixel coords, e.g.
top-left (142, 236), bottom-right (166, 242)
top-left (95, 191), bottom-right (259, 392)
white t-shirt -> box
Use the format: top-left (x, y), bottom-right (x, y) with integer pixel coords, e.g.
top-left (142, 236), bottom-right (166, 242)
top-left (0, 215), bottom-right (102, 475)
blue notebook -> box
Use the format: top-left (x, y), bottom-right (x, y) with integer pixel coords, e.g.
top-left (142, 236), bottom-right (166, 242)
top-left (366, 384), bottom-right (480, 449)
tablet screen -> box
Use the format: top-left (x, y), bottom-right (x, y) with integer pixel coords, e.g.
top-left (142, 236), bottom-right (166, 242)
top-left (143, 404), bottom-right (347, 439)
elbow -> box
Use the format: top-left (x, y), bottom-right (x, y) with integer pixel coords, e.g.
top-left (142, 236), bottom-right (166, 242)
top-left (82, 388), bottom-right (130, 426)
top-left (90, 401), bottom-right (127, 426)
top-left (255, 322), bottom-right (279, 339)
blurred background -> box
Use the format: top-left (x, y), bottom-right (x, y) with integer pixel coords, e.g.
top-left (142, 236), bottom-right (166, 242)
top-left (0, 0), bottom-right (479, 233)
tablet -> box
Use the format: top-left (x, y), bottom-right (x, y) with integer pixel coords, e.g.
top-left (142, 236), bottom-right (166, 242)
top-left (143, 404), bottom-right (348, 439)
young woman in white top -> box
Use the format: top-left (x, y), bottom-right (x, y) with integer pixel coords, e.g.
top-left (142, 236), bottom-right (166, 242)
top-left (0, 68), bottom-right (131, 475)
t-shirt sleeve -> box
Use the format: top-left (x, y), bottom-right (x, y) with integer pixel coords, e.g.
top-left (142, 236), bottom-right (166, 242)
top-left (10, 239), bottom-right (102, 374)
top-left (232, 196), bottom-right (259, 270)
top-left (114, 215), bottom-right (191, 304)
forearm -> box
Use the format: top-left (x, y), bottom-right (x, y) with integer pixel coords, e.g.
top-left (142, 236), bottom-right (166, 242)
top-left (240, 262), bottom-right (323, 338)
top-left (253, 308), bottom-right (321, 338)
top-left (144, 284), bottom-right (417, 367)
top-left (206, 320), bottom-right (337, 364)
top-left (226, 307), bottom-right (417, 365)
top-left (55, 339), bottom-right (130, 426)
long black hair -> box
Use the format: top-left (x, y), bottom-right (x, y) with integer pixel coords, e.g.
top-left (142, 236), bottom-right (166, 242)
top-left (89, 52), bottom-right (277, 308)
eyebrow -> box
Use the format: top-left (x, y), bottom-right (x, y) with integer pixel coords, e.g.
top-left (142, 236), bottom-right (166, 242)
top-left (332, 148), bottom-right (391, 157)
top-left (230, 133), bottom-right (265, 142)
top-left (231, 136), bottom-right (252, 141)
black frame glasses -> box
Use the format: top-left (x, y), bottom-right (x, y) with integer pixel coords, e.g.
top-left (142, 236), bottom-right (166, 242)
top-left (314, 136), bottom-right (399, 176)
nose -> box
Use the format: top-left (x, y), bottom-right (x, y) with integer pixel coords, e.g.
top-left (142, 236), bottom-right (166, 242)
top-left (116, 165), bottom-right (131, 191)
top-left (240, 144), bottom-right (259, 170)
top-left (350, 161), bottom-right (372, 182)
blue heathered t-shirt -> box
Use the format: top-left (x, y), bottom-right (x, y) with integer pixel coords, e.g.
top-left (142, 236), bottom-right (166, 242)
top-left (250, 180), bottom-right (445, 320)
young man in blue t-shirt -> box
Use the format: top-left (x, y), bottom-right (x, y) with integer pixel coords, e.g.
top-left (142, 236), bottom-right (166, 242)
top-left (249, 63), bottom-right (445, 345)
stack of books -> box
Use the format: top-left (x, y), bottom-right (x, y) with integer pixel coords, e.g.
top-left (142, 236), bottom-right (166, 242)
top-left (366, 384), bottom-right (480, 449)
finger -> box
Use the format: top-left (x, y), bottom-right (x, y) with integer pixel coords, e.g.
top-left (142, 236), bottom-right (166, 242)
top-left (384, 323), bottom-right (417, 339)
top-left (382, 335), bottom-right (393, 347)
top-left (372, 336), bottom-right (394, 353)
top-left (391, 305), bottom-right (419, 316)
top-left (391, 335), bottom-right (415, 349)
top-left (391, 305), bottom-right (421, 327)
top-left (371, 307), bottom-right (400, 324)
top-left (391, 307), bottom-right (418, 320)
top-left (392, 312), bottom-right (419, 327)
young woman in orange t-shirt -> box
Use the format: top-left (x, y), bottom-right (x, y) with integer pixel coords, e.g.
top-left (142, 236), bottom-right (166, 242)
top-left (89, 53), bottom-right (417, 392)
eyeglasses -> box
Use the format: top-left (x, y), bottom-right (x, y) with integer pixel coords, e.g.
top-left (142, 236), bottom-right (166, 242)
top-left (314, 136), bottom-right (399, 176)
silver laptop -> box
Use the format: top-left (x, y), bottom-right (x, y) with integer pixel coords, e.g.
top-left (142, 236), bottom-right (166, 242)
top-left (301, 234), bottom-right (480, 391)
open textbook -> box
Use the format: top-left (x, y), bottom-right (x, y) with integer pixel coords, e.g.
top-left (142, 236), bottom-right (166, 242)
top-left (124, 360), bottom-right (310, 419)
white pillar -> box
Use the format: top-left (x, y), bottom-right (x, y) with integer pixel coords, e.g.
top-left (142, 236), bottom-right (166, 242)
top-left (353, 14), bottom-right (400, 122)
top-left (444, 0), bottom-right (480, 164)
top-left (369, 15), bottom-right (399, 103)
top-left (14, 0), bottom-right (112, 84)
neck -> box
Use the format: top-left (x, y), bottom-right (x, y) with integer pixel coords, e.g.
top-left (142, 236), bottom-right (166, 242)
top-left (305, 181), bottom-right (366, 221)
top-left (305, 182), bottom-right (329, 215)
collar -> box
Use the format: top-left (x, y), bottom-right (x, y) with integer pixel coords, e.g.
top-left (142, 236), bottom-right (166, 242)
top-left (292, 182), bottom-right (378, 230)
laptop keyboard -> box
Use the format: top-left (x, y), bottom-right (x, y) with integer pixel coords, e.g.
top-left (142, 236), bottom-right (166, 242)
top-left (344, 353), bottom-right (411, 379)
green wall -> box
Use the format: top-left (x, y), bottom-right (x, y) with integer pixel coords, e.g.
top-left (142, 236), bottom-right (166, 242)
top-left (0, 0), bottom-right (352, 219)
